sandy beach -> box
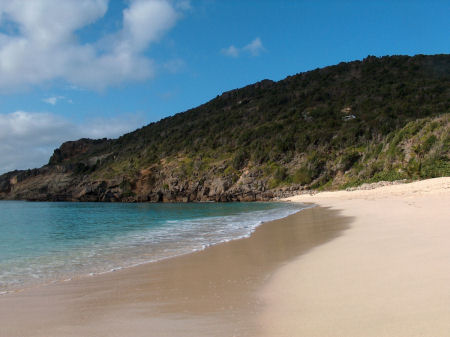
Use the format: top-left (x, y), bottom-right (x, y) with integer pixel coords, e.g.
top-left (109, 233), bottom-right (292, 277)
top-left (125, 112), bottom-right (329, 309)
top-left (0, 177), bottom-right (449, 336)
top-left (261, 177), bottom-right (450, 336)
top-left (0, 203), bottom-right (349, 337)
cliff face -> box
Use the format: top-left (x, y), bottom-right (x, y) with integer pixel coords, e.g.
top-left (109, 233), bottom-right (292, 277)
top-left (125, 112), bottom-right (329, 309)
top-left (0, 144), bottom-right (292, 202)
top-left (1, 54), bottom-right (449, 202)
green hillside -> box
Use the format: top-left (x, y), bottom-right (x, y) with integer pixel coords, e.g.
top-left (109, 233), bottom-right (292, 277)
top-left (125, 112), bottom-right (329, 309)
top-left (1, 54), bottom-right (449, 201)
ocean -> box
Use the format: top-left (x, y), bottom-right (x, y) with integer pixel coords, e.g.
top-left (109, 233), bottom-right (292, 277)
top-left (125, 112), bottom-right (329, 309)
top-left (0, 201), bottom-right (305, 293)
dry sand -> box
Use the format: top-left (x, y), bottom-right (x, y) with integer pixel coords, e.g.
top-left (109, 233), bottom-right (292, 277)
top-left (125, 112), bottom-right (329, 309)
top-left (260, 177), bottom-right (450, 336)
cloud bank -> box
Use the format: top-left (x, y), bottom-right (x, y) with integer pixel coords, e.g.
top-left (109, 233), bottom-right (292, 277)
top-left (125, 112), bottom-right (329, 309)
top-left (0, 111), bottom-right (145, 173)
top-left (0, 0), bottom-right (184, 91)
top-left (221, 37), bottom-right (265, 58)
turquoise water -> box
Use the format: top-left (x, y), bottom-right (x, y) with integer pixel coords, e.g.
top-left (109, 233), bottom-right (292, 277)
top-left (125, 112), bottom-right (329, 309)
top-left (0, 201), bottom-right (305, 293)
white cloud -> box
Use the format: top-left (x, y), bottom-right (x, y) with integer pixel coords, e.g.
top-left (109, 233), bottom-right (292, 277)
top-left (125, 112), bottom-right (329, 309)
top-left (243, 37), bottom-right (264, 56)
top-left (221, 45), bottom-right (239, 58)
top-left (0, 0), bottom-right (185, 91)
top-left (42, 96), bottom-right (68, 105)
top-left (43, 97), bottom-right (58, 105)
top-left (0, 110), bottom-right (145, 173)
top-left (221, 37), bottom-right (265, 58)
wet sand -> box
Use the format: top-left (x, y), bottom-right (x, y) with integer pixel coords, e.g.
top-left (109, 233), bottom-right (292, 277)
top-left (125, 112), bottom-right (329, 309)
top-left (0, 205), bottom-right (350, 337)
top-left (261, 177), bottom-right (450, 336)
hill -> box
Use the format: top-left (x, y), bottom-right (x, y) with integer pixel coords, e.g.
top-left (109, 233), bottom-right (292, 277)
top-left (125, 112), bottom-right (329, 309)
top-left (0, 54), bottom-right (449, 202)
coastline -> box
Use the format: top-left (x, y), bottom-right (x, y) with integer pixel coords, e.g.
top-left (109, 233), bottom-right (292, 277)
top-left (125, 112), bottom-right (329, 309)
top-left (0, 201), bottom-right (303, 295)
top-left (0, 203), bottom-right (349, 336)
top-left (260, 177), bottom-right (450, 336)
top-left (1, 177), bottom-right (448, 336)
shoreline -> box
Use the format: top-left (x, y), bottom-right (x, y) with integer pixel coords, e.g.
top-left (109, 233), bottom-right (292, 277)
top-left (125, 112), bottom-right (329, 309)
top-left (0, 202), bottom-right (305, 296)
top-left (0, 202), bottom-right (349, 336)
top-left (260, 177), bottom-right (450, 336)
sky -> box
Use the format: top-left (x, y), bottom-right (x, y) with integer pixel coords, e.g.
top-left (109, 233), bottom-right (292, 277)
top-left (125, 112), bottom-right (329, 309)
top-left (0, 0), bottom-right (449, 173)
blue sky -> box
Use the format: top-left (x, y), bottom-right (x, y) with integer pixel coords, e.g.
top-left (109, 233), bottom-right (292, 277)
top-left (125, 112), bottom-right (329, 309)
top-left (0, 0), bottom-right (449, 173)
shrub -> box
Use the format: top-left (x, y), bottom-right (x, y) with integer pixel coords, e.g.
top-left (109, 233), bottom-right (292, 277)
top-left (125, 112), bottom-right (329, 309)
top-left (232, 150), bottom-right (249, 170)
top-left (274, 166), bottom-right (288, 181)
top-left (292, 167), bottom-right (313, 185)
top-left (340, 151), bottom-right (361, 171)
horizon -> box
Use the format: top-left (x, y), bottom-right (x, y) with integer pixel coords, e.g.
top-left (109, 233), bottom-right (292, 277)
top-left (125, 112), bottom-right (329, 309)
top-left (0, 0), bottom-right (449, 174)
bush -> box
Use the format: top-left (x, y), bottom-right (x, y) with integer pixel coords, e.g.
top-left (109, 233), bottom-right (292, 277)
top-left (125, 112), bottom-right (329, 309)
top-left (292, 167), bottom-right (313, 185)
top-left (274, 166), bottom-right (288, 181)
top-left (340, 151), bottom-right (361, 171)
top-left (232, 150), bottom-right (249, 170)
top-left (422, 135), bottom-right (437, 153)
top-left (420, 158), bottom-right (450, 178)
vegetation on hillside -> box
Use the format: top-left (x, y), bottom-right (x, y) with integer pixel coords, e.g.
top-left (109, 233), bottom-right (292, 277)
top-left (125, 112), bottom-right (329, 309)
top-left (1, 54), bottom-right (449, 201)
top-left (66, 55), bottom-right (449, 184)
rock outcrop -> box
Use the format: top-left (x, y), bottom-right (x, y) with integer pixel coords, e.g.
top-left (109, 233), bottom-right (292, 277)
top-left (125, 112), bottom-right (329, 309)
top-left (0, 163), bottom-right (301, 202)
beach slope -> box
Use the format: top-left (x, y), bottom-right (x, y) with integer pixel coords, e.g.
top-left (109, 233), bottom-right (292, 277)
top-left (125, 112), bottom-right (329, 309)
top-left (260, 177), bottom-right (450, 336)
